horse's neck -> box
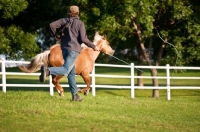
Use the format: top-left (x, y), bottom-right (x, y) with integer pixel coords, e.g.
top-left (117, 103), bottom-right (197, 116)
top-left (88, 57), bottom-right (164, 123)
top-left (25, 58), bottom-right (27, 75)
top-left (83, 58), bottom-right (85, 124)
top-left (84, 48), bottom-right (100, 61)
top-left (90, 41), bottom-right (103, 60)
top-left (82, 40), bottom-right (103, 60)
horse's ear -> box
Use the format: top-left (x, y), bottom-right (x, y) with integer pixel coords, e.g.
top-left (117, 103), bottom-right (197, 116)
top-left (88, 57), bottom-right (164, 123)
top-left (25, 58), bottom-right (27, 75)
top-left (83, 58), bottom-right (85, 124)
top-left (103, 35), bottom-right (107, 40)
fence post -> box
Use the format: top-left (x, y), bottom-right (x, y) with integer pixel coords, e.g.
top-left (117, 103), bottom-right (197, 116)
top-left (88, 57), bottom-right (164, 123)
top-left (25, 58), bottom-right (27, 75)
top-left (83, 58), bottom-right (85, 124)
top-left (49, 75), bottom-right (54, 96)
top-left (1, 59), bottom-right (6, 93)
top-left (166, 64), bottom-right (171, 100)
top-left (92, 65), bottom-right (96, 96)
top-left (131, 63), bottom-right (135, 98)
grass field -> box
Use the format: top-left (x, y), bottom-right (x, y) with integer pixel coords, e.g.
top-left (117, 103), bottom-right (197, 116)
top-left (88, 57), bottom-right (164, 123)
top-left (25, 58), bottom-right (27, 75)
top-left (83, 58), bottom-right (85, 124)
top-left (0, 67), bottom-right (200, 132)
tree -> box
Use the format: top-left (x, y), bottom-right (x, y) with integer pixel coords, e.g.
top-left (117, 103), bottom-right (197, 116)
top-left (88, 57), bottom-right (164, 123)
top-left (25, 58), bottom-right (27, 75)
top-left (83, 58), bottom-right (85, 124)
top-left (0, 0), bottom-right (39, 60)
top-left (88, 0), bottom-right (200, 97)
top-left (1, 0), bottom-right (200, 98)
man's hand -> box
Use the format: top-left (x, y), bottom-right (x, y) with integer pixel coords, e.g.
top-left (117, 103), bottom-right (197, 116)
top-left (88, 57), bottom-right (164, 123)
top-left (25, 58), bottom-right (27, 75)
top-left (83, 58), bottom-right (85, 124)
top-left (93, 46), bottom-right (100, 51)
top-left (55, 35), bottom-right (61, 43)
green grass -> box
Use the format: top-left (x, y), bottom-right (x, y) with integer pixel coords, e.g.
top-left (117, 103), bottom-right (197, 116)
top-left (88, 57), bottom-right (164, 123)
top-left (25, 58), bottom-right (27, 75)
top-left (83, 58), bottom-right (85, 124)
top-left (0, 91), bottom-right (199, 132)
top-left (0, 67), bottom-right (200, 132)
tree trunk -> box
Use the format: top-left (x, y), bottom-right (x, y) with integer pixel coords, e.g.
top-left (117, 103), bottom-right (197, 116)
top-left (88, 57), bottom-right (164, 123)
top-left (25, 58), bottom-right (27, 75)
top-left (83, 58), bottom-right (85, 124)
top-left (156, 38), bottom-right (167, 66)
top-left (137, 45), bottom-right (144, 86)
top-left (151, 70), bottom-right (159, 98)
top-left (131, 16), bottom-right (159, 97)
top-left (153, 38), bottom-right (168, 97)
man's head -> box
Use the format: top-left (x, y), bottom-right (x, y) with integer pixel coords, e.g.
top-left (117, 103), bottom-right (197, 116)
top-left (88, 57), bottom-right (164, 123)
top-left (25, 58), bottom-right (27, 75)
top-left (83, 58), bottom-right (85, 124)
top-left (68, 5), bottom-right (79, 17)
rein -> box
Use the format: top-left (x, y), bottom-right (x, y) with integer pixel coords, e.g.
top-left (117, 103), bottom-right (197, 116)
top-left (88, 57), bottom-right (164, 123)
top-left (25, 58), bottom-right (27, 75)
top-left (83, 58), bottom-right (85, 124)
top-left (100, 50), bottom-right (145, 73)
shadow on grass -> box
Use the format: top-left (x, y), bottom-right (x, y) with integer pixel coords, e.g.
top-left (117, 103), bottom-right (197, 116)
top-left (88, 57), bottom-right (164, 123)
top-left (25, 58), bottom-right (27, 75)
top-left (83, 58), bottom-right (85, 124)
top-left (95, 88), bottom-right (200, 98)
top-left (2, 87), bottom-right (50, 92)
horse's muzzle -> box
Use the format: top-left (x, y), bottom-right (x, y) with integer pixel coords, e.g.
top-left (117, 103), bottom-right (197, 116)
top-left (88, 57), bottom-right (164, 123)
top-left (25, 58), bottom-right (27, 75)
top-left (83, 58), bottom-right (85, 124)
top-left (109, 50), bottom-right (115, 56)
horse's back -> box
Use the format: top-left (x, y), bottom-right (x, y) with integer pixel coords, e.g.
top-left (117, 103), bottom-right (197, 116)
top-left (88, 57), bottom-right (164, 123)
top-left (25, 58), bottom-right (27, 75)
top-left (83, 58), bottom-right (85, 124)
top-left (49, 44), bottom-right (64, 67)
top-left (49, 44), bottom-right (94, 75)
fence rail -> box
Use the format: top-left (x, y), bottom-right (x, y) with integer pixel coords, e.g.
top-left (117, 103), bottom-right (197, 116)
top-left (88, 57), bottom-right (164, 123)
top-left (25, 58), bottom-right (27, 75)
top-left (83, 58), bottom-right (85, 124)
top-left (1, 60), bottom-right (200, 100)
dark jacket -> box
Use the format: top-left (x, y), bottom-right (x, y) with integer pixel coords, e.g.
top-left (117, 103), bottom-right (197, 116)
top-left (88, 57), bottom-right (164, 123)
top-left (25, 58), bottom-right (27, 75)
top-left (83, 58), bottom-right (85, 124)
top-left (49, 16), bottom-right (96, 53)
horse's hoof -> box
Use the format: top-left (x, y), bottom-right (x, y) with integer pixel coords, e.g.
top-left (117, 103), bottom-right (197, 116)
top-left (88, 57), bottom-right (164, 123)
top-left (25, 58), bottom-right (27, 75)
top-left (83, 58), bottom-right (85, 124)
top-left (59, 92), bottom-right (64, 97)
top-left (78, 88), bottom-right (84, 93)
top-left (84, 90), bottom-right (89, 96)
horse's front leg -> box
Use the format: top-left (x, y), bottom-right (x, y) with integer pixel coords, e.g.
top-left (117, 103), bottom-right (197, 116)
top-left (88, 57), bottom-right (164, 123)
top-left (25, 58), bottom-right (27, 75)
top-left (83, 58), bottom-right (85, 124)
top-left (79, 74), bottom-right (91, 96)
top-left (52, 75), bottom-right (65, 96)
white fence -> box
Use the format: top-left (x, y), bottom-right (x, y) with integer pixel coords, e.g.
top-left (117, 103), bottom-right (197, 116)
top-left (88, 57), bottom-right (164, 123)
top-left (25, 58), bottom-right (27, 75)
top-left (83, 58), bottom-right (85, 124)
top-left (0, 60), bottom-right (200, 100)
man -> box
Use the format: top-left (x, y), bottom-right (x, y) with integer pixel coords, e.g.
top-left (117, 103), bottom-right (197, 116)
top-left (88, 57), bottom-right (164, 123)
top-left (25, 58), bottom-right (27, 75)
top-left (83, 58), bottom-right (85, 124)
top-left (39, 5), bottom-right (99, 101)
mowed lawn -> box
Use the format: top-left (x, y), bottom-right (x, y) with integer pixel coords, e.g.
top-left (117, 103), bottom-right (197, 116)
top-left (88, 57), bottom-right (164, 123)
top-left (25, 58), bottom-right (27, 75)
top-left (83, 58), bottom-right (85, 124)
top-left (0, 67), bottom-right (200, 132)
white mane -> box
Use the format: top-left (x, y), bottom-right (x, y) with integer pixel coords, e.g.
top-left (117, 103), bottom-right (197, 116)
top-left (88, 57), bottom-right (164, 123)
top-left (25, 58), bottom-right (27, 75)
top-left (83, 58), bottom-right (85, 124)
top-left (81, 32), bottom-right (102, 48)
top-left (93, 32), bottom-right (102, 45)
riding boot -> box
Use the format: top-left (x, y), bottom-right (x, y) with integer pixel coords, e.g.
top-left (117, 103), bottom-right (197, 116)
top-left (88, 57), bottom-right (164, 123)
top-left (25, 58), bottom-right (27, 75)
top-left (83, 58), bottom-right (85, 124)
top-left (39, 66), bottom-right (50, 82)
top-left (72, 94), bottom-right (83, 101)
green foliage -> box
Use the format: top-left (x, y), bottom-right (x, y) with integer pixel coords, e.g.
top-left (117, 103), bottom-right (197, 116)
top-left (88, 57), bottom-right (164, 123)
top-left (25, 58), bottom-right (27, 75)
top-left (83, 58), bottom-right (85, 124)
top-left (0, 0), bottom-right (40, 60)
top-left (0, 0), bottom-right (200, 65)
top-left (0, 27), bottom-right (10, 52)
top-left (91, 7), bottom-right (100, 16)
top-left (0, 0), bottom-right (28, 19)
top-left (172, 1), bottom-right (193, 20)
top-left (0, 25), bottom-right (39, 60)
top-left (153, 0), bottom-right (200, 66)
top-left (97, 15), bottom-right (120, 32)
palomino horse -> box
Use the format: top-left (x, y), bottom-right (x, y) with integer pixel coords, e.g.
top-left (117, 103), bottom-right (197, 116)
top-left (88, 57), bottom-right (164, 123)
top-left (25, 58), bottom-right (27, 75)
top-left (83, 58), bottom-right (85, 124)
top-left (19, 32), bottom-right (114, 96)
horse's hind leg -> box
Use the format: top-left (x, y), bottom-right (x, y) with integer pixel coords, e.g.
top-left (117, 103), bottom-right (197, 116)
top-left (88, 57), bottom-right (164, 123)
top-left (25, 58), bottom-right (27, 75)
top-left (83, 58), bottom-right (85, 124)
top-left (52, 75), bottom-right (65, 96)
top-left (79, 74), bottom-right (91, 96)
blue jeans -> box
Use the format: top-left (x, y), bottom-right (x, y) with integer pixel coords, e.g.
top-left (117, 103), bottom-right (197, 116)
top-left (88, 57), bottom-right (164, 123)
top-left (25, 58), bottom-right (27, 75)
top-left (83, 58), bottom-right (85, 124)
top-left (48, 49), bottom-right (79, 95)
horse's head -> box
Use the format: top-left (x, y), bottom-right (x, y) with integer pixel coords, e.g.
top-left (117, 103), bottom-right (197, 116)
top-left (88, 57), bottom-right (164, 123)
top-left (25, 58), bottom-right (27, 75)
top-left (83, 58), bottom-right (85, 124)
top-left (94, 32), bottom-right (114, 55)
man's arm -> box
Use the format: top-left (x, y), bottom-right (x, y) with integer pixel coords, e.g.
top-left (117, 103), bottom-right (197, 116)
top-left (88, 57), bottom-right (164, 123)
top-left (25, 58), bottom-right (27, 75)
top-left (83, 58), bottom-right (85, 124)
top-left (49, 18), bottom-right (64, 41)
top-left (79, 22), bottom-right (96, 49)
